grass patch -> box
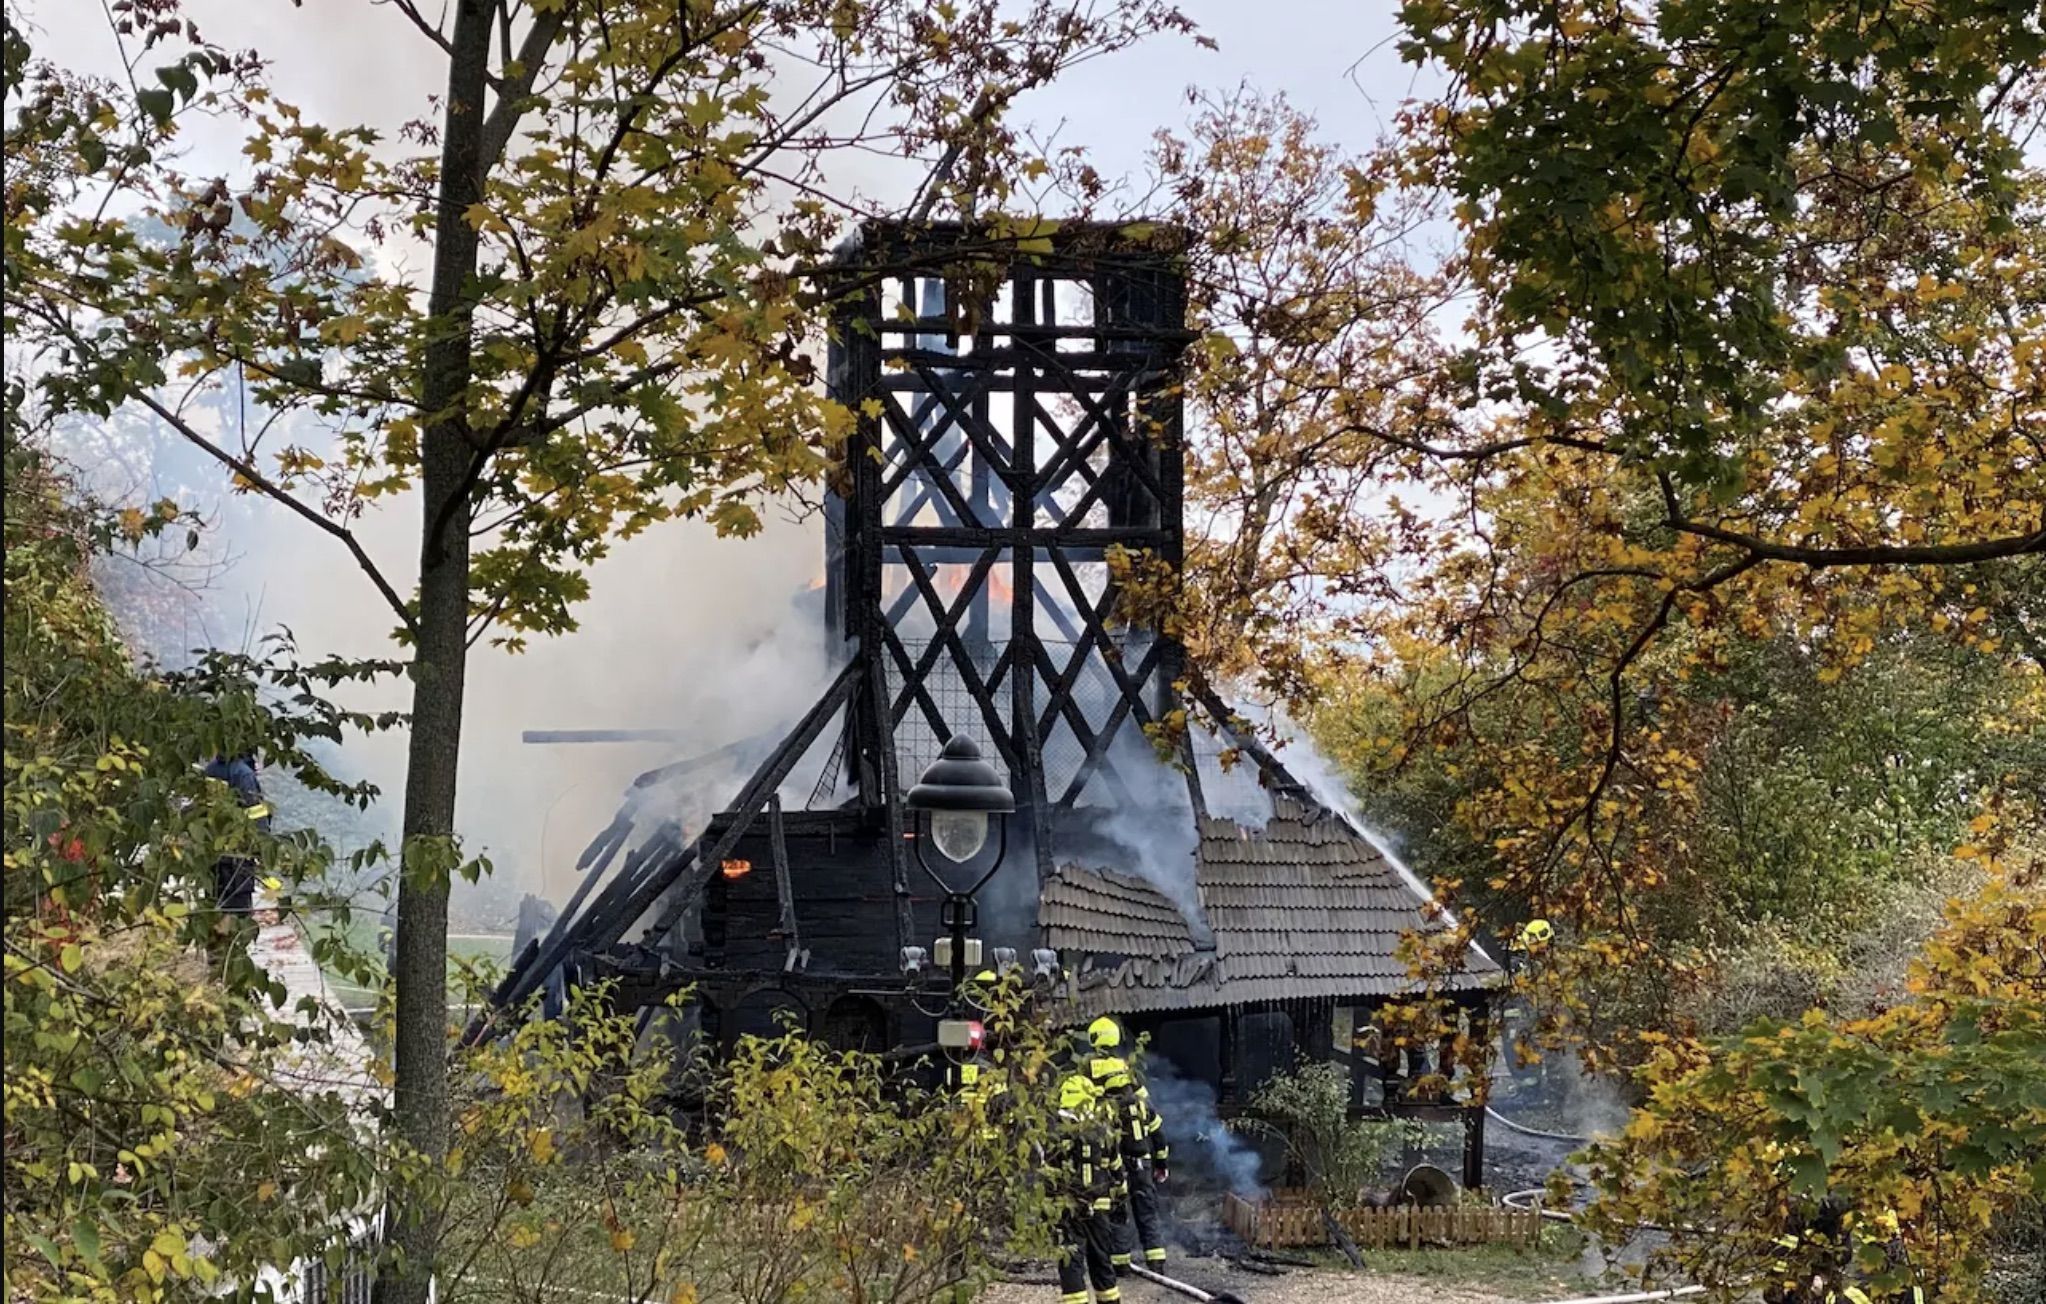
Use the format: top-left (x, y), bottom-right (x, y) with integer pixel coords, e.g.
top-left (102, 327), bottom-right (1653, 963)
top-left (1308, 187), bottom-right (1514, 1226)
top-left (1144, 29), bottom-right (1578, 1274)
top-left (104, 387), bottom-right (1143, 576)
top-left (302, 913), bottom-right (516, 1002)
top-left (448, 934), bottom-right (515, 965)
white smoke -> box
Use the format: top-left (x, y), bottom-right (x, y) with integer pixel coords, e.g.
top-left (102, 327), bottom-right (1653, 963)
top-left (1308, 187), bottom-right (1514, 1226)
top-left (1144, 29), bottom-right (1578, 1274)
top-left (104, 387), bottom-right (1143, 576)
top-left (1072, 723), bottom-right (1206, 937)
top-left (1146, 1056), bottom-right (1266, 1199)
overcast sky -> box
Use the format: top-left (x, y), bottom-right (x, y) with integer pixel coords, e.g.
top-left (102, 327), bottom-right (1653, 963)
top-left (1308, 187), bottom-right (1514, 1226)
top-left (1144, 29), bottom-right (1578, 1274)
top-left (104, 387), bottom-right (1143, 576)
top-left (20, 0), bottom-right (1434, 908)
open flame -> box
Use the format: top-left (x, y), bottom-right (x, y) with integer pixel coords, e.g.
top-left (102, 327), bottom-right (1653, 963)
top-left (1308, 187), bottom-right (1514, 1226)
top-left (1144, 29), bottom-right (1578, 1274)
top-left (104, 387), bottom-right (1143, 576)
top-left (929, 566), bottom-right (1016, 606)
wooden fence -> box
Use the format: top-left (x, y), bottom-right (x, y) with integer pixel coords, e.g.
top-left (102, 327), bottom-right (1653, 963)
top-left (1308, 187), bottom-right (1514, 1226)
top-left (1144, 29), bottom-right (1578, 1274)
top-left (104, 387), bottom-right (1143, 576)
top-left (1222, 1192), bottom-right (1544, 1251)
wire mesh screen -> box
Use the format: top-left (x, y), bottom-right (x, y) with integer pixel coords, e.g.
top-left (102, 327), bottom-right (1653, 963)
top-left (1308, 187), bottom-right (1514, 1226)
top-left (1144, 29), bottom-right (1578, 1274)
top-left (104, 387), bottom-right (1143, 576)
top-left (886, 637), bottom-right (1146, 801)
top-left (885, 636), bottom-right (1013, 787)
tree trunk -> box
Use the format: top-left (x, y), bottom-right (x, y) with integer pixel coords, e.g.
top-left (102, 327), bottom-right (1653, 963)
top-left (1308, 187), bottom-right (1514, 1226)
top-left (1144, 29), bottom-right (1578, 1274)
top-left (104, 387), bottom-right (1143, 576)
top-left (377, 3), bottom-right (492, 1301)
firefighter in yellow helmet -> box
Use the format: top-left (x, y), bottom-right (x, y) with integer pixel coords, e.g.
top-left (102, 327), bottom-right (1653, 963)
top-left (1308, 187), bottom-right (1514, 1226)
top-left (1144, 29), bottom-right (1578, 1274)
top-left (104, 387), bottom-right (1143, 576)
top-left (1083, 1016), bottom-right (1168, 1270)
top-left (1518, 918), bottom-right (1554, 952)
top-left (957, 971), bottom-right (1011, 1142)
top-left (1052, 1073), bottom-right (1122, 1304)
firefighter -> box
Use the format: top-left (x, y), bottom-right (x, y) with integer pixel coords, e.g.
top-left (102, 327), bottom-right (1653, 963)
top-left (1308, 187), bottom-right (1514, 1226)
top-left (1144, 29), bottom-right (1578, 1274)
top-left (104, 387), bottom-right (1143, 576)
top-left (957, 1052), bottom-right (1007, 1143)
top-left (201, 752), bottom-right (271, 924)
top-left (1083, 1016), bottom-right (1168, 1270)
top-left (957, 971), bottom-right (1023, 1148)
top-left (1052, 1073), bottom-right (1121, 1304)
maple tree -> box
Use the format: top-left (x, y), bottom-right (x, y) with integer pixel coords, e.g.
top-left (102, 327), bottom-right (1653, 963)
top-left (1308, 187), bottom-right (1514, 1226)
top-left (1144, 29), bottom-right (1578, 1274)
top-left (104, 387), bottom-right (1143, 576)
top-left (1124, 5), bottom-right (2045, 1295)
top-left (1136, 0), bottom-right (2042, 1019)
top-left (6, 0), bottom-right (1202, 1296)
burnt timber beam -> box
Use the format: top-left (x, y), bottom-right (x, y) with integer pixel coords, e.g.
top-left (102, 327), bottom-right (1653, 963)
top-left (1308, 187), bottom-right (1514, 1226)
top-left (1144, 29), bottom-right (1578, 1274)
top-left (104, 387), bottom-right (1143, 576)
top-left (576, 812), bottom-right (634, 875)
top-left (1189, 679), bottom-right (1313, 802)
top-left (879, 525), bottom-right (1173, 549)
top-left (580, 842), bottom-right (695, 957)
top-left (521, 728), bottom-right (691, 744)
top-left (1464, 1002), bottom-right (1491, 1190)
top-left (897, 548), bottom-right (1018, 767)
top-left (629, 732), bottom-right (772, 789)
top-left (864, 644), bottom-right (918, 949)
top-left (469, 821), bottom-right (682, 1039)
top-left (646, 658), bottom-right (864, 945)
top-left (766, 793), bottom-right (802, 968)
top-left (1178, 728), bottom-right (1209, 822)
top-left (1056, 638), bottom-right (1166, 806)
top-left (1007, 260), bottom-right (1059, 895)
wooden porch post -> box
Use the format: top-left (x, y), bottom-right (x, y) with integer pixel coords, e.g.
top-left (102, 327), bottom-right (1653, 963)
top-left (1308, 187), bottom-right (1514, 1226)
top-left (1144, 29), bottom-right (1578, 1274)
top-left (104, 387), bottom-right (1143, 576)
top-left (1463, 999), bottom-right (1493, 1191)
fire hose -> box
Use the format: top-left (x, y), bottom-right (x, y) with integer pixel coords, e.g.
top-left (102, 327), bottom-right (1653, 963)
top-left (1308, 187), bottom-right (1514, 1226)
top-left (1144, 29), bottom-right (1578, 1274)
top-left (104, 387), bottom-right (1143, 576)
top-left (1127, 1262), bottom-right (1249, 1304)
top-left (1544, 1289), bottom-right (1707, 1304)
top-left (1486, 1105), bottom-right (1592, 1144)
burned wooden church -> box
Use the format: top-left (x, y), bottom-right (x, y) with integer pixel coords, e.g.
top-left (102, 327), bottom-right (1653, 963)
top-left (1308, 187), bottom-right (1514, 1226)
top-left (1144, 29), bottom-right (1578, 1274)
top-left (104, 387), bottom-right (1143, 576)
top-left (493, 222), bottom-right (1504, 1184)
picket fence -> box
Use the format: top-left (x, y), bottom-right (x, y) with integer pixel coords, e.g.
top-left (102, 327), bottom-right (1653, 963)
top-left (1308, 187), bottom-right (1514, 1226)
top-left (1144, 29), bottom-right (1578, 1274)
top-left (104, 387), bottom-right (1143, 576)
top-left (1222, 1192), bottom-right (1544, 1251)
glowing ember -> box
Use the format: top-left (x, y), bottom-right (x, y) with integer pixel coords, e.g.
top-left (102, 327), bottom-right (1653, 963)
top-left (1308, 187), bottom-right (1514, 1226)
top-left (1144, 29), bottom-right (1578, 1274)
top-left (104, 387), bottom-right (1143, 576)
top-left (720, 859), bottom-right (752, 879)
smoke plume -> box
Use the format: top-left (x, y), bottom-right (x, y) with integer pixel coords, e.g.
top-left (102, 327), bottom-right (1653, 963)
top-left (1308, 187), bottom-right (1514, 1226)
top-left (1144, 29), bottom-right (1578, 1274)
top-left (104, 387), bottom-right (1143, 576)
top-left (1145, 1056), bottom-right (1266, 1199)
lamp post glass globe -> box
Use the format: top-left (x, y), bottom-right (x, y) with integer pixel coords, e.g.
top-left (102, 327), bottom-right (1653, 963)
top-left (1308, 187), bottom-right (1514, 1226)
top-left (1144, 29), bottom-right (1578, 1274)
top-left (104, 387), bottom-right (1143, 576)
top-left (930, 809), bottom-right (988, 863)
top-left (905, 735), bottom-right (1015, 868)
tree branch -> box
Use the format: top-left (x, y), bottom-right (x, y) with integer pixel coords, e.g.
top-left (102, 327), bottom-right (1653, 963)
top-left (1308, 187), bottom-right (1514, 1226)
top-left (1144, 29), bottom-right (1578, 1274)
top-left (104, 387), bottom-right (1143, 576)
top-left (130, 391), bottom-right (420, 640)
top-left (477, 6), bottom-right (573, 170)
top-left (381, 0), bottom-right (457, 58)
top-left (1657, 470), bottom-right (2045, 567)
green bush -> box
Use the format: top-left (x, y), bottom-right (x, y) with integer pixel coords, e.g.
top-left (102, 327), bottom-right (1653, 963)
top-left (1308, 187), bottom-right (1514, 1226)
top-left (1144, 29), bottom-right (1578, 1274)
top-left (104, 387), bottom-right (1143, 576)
top-left (1237, 1063), bottom-right (1424, 1210)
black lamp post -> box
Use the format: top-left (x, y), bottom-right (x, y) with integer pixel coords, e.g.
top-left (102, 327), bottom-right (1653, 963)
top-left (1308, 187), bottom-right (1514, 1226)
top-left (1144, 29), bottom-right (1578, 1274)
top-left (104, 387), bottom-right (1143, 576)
top-left (904, 734), bottom-right (1014, 992)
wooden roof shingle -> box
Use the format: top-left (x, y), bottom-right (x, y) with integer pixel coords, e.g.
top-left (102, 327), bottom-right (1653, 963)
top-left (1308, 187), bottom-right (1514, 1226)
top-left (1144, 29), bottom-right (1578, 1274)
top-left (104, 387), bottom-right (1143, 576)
top-left (1045, 798), bottom-right (1503, 1015)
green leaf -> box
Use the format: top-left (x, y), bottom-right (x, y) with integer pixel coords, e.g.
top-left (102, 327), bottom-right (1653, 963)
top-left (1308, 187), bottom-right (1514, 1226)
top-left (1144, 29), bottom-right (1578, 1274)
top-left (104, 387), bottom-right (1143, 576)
top-left (155, 61), bottom-right (198, 104)
top-left (73, 1219), bottom-right (101, 1265)
top-left (136, 88), bottom-right (174, 125)
top-left (1787, 1151), bottom-right (1828, 1197)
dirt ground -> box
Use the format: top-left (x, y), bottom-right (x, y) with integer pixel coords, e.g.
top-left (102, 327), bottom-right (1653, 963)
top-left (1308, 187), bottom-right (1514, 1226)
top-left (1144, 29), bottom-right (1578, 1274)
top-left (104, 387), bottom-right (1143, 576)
top-left (980, 1261), bottom-right (1527, 1304)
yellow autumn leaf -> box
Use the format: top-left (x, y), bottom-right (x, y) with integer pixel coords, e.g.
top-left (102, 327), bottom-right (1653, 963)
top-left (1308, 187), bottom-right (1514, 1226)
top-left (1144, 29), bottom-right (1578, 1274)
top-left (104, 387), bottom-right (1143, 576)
top-left (611, 1229), bottom-right (636, 1252)
top-left (528, 1128), bottom-right (556, 1164)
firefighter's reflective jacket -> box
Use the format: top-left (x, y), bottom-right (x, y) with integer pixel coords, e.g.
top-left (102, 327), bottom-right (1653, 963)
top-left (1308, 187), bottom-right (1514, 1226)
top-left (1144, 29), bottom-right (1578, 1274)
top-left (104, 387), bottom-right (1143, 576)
top-left (1139, 1086), bottom-right (1167, 1168)
top-left (1052, 1100), bottom-right (1122, 1212)
top-left (1086, 1054), bottom-right (1154, 1160)
top-left (957, 1058), bottom-right (1010, 1141)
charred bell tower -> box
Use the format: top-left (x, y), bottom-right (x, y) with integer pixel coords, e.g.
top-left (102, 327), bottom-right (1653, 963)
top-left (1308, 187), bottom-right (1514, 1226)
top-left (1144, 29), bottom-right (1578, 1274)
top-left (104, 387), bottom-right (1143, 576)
top-left (825, 221), bottom-right (1194, 898)
top-left (486, 221), bottom-right (1204, 1051)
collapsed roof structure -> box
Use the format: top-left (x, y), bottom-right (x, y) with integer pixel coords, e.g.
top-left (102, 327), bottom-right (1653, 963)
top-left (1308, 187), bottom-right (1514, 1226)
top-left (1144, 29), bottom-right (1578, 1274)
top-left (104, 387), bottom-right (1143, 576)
top-left (493, 221), bottom-right (1504, 1184)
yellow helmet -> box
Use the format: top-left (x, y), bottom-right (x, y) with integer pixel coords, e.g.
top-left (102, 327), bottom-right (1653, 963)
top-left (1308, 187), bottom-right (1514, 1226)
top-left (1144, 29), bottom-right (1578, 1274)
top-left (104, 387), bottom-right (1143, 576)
top-left (1520, 918), bottom-right (1554, 948)
top-left (1086, 1016), bottom-right (1122, 1050)
top-left (1058, 1073), bottom-right (1097, 1111)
